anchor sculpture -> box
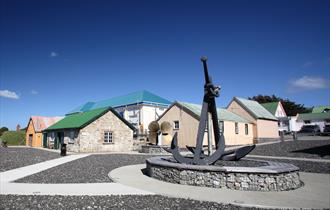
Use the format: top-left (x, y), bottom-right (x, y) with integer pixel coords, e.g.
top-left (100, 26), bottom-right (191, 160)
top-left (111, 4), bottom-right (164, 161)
top-left (165, 56), bottom-right (255, 165)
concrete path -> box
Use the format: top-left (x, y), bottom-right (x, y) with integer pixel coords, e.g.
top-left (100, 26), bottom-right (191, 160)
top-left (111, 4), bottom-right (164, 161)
top-left (109, 164), bottom-right (330, 209)
top-left (0, 154), bottom-right (153, 196)
top-left (0, 154), bottom-right (90, 182)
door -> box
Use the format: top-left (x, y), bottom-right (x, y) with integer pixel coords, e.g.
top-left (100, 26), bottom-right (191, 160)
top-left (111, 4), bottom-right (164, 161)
top-left (28, 134), bottom-right (33, 146)
top-left (55, 132), bottom-right (64, 149)
top-left (43, 133), bottom-right (48, 148)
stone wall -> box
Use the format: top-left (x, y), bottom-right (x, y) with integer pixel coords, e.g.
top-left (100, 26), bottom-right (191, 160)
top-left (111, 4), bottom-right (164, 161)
top-left (146, 157), bottom-right (301, 191)
top-left (75, 110), bottom-right (133, 153)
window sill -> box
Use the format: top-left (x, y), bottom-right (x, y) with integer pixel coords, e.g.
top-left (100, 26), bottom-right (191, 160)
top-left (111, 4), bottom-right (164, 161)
top-left (103, 142), bottom-right (114, 145)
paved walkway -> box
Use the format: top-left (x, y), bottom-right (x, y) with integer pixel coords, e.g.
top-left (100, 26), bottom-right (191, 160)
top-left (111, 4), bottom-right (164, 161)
top-left (0, 154), bottom-right (153, 196)
top-left (109, 164), bottom-right (330, 209)
top-left (1, 150), bottom-right (330, 209)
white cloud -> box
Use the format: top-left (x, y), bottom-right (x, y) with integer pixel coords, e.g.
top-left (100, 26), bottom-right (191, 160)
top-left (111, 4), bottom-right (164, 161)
top-left (30, 90), bottom-right (38, 95)
top-left (50, 51), bottom-right (59, 57)
top-left (301, 61), bottom-right (313, 68)
top-left (289, 76), bottom-right (330, 92)
top-left (0, 90), bottom-right (20, 99)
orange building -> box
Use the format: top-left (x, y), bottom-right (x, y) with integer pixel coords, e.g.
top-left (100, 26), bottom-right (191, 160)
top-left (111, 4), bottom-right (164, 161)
top-left (26, 116), bottom-right (63, 147)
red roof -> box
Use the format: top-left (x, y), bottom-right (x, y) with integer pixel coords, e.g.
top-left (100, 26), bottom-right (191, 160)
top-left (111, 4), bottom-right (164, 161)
top-left (30, 116), bottom-right (64, 132)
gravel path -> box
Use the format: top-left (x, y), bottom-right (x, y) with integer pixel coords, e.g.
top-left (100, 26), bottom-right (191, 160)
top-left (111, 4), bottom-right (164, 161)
top-left (0, 147), bottom-right (60, 172)
top-left (0, 195), bottom-right (272, 210)
top-left (15, 154), bottom-right (155, 183)
top-left (250, 140), bottom-right (330, 159)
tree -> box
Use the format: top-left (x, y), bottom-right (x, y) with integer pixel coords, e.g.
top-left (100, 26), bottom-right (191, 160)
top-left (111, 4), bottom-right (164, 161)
top-left (0, 127), bottom-right (9, 136)
top-left (248, 95), bottom-right (311, 116)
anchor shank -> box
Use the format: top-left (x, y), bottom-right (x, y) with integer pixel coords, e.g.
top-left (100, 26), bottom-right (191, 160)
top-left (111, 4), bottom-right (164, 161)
top-left (193, 100), bottom-right (209, 164)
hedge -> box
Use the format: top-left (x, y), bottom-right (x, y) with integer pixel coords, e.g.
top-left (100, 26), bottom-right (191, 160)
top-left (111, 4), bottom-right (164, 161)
top-left (1, 131), bottom-right (26, 146)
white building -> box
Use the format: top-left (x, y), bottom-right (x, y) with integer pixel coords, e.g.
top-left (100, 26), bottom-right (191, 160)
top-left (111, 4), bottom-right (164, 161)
top-left (67, 90), bottom-right (171, 139)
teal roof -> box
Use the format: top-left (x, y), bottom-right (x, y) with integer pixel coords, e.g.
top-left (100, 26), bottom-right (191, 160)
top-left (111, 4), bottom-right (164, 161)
top-left (297, 112), bottom-right (330, 121)
top-left (233, 97), bottom-right (277, 121)
top-left (261, 102), bottom-right (278, 115)
top-left (46, 107), bottom-right (135, 131)
top-left (312, 105), bottom-right (330, 113)
top-left (177, 102), bottom-right (251, 123)
top-left (68, 90), bottom-right (171, 114)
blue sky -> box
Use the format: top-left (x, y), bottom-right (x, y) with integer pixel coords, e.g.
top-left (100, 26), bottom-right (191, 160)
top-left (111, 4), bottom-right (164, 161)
top-left (1, 0), bottom-right (330, 130)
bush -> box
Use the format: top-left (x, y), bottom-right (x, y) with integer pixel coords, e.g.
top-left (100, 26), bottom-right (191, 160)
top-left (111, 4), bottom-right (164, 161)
top-left (0, 131), bottom-right (26, 146)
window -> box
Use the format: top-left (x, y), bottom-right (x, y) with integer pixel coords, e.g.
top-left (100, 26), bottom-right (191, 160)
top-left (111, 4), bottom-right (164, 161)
top-left (68, 131), bottom-right (75, 144)
top-left (174, 121), bottom-right (180, 129)
top-left (104, 131), bottom-right (113, 143)
top-left (245, 124), bottom-right (248, 135)
top-left (235, 122), bottom-right (239, 134)
top-left (219, 121), bottom-right (224, 135)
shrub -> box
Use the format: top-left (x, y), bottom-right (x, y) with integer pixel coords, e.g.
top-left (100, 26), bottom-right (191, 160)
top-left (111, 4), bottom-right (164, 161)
top-left (1, 131), bottom-right (26, 145)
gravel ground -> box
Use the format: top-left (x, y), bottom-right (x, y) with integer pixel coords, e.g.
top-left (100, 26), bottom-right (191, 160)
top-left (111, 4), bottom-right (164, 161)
top-left (0, 195), bottom-right (275, 210)
top-left (248, 157), bottom-right (330, 174)
top-left (16, 154), bottom-right (155, 183)
top-left (0, 147), bottom-right (60, 172)
top-left (250, 140), bottom-right (330, 159)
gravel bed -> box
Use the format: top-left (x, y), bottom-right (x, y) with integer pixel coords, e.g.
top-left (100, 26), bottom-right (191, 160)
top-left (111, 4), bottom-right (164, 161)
top-left (0, 147), bottom-right (60, 172)
top-left (15, 154), bottom-right (155, 183)
top-left (0, 195), bottom-right (274, 210)
top-left (214, 159), bottom-right (268, 167)
top-left (249, 157), bottom-right (330, 174)
top-left (250, 140), bottom-right (330, 159)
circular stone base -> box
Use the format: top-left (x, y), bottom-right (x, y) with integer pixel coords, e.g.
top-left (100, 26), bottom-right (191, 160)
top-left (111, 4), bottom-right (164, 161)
top-left (146, 157), bottom-right (302, 191)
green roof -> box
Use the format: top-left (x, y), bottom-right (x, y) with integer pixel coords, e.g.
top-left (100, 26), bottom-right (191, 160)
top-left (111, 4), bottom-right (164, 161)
top-left (312, 105), bottom-right (330, 113)
top-left (68, 90), bottom-right (171, 114)
top-left (297, 112), bottom-right (330, 121)
top-left (233, 97), bottom-right (277, 121)
top-left (177, 102), bottom-right (251, 123)
top-left (261, 102), bottom-right (278, 115)
top-left (45, 107), bottom-right (135, 131)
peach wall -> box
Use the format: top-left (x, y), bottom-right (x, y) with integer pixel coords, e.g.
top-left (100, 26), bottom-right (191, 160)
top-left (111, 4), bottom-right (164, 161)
top-left (256, 119), bottom-right (279, 139)
top-left (223, 121), bottom-right (254, 145)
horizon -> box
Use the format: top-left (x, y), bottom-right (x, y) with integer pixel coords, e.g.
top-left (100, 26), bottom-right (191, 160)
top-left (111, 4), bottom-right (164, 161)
top-left (1, 0), bottom-right (330, 130)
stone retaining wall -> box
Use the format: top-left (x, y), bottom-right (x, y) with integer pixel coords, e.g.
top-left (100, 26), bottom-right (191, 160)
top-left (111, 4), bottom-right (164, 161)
top-left (146, 157), bottom-right (302, 191)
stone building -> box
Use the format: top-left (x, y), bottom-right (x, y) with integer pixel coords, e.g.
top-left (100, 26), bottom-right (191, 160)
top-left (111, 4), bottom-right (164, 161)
top-left (26, 116), bottom-right (63, 147)
top-left (227, 97), bottom-right (278, 142)
top-left (44, 107), bottom-right (135, 152)
top-left (157, 101), bottom-right (254, 147)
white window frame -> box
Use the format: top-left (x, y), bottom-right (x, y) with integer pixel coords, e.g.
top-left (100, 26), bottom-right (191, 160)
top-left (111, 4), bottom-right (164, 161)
top-left (104, 131), bottom-right (114, 143)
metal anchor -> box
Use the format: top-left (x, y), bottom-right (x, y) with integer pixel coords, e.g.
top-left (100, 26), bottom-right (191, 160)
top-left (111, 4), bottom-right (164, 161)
top-left (164, 56), bottom-right (255, 165)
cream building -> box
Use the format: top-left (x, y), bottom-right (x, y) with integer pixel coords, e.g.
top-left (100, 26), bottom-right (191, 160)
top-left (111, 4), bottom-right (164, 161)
top-left (157, 102), bottom-right (254, 148)
top-left (227, 97), bottom-right (279, 142)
